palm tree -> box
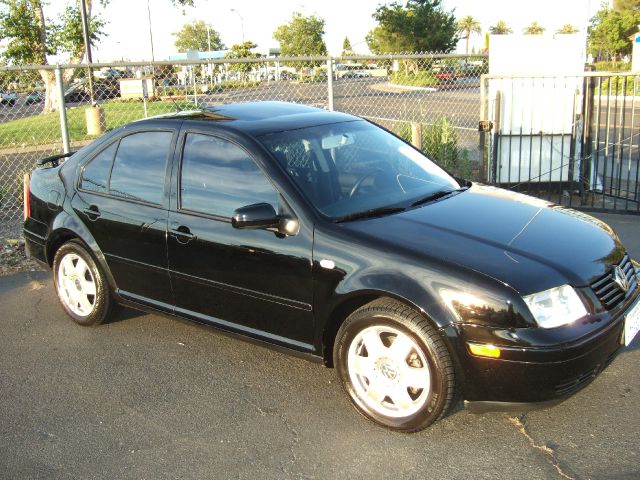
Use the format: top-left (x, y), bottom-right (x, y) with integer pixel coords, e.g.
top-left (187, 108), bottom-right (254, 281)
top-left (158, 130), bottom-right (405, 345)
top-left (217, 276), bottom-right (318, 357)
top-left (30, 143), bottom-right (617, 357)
top-left (456, 15), bottom-right (482, 54)
top-left (523, 21), bottom-right (545, 35)
top-left (555, 24), bottom-right (579, 34)
top-left (489, 20), bottom-right (512, 35)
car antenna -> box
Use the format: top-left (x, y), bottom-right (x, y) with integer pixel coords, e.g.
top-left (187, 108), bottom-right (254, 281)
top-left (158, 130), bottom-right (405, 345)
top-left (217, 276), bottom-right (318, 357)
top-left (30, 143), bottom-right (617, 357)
top-left (170, 97), bottom-right (182, 113)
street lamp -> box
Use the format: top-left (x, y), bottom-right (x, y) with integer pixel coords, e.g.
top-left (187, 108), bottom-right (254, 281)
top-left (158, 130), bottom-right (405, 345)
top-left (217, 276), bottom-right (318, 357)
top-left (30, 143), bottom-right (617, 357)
top-left (230, 9), bottom-right (245, 44)
top-left (147, 0), bottom-right (155, 62)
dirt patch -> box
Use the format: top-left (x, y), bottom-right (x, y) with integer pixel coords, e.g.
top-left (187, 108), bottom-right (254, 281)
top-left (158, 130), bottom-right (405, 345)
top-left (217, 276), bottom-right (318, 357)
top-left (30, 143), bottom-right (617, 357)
top-left (0, 215), bottom-right (44, 276)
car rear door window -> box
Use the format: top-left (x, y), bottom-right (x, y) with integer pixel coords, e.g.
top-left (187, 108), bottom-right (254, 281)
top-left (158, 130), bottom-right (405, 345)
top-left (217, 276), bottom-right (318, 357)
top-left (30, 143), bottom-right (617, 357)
top-left (109, 131), bottom-right (173, 205)
top-left (180, 133), bottom-right (279, 217)
top-left (80, 142), bottom-right (117, 193)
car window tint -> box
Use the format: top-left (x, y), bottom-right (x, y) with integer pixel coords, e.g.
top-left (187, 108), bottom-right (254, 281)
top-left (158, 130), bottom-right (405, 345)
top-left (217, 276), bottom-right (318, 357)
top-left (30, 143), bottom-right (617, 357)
top-left (180, 133), bottom-right (278, 217)
top-left (109, 131), bottom-right (172, 204)
top-left (80, 142), bottom-right (117, 194)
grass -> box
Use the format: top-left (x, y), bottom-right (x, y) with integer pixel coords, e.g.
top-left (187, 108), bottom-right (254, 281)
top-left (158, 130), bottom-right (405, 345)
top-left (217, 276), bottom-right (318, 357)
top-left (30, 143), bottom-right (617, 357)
top-left (0, 100), bottom-right (195, 148)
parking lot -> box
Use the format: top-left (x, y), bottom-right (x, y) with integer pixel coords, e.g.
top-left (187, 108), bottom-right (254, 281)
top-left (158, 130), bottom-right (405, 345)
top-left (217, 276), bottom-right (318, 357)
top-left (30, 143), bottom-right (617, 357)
top-left (0, 212), bottom-right (639, 479)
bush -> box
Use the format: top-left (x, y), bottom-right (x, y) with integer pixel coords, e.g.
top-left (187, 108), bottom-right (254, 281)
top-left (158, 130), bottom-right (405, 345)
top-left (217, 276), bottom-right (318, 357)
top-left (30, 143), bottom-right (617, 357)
top-left (596, 76), bottom-right (640, 96)
top-left (394, 118), bottom-right (473, 179)
top-left (390, 71), bottom-right (439, 87)
top-left (593, 61), bottom-right (631, 72)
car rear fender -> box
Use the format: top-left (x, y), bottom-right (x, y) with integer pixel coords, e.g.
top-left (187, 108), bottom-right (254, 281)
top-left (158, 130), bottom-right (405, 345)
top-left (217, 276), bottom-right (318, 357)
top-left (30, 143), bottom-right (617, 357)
top-left (47, 209), bottom-right (118, 292)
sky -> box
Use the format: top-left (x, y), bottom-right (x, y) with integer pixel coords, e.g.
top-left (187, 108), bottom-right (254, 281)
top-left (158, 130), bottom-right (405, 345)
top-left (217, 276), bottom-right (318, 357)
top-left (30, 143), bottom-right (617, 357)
top-left (47, 0), bottom-right (606, 62)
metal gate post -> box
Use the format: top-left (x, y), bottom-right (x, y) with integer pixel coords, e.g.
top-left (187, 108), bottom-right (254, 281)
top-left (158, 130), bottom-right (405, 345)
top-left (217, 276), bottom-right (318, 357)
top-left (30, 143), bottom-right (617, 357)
top-left (580, 73), bottom-right (596, 201)
top-left (54, 65), bottom-right (71, 154)
top-left (326, 57), bottom-right (334, 111)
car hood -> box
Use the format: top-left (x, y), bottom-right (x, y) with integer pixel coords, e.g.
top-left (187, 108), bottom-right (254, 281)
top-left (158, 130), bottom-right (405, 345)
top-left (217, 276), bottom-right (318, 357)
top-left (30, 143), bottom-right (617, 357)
top-left (341, 185), bottom-right (625, 294)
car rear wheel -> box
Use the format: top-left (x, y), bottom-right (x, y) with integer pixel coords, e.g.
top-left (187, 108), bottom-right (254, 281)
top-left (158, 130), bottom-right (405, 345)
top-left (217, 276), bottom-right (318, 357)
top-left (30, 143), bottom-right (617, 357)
top-left (334, 299), bottom-right (455, 431)
top-left (53, 240), bottom-right (116, 326)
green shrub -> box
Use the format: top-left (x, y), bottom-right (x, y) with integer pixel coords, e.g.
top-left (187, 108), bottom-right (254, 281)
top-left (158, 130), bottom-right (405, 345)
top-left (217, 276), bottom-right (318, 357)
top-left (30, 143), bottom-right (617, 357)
top-left (596, 76), bottom-right (640, 96)
top-left (390, 71), bottom-right (439, 87)
top-left (594, 61), bottom-right (631, 72)
top-left (394, 118), bottom-right (473, 179)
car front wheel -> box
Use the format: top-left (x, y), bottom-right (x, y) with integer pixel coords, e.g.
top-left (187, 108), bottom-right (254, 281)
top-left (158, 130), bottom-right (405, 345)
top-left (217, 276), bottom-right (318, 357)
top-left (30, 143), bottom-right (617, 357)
top-left (334, 299), bottom-right (455, 432)
top-left (53, 240), bottom-right (117, 326)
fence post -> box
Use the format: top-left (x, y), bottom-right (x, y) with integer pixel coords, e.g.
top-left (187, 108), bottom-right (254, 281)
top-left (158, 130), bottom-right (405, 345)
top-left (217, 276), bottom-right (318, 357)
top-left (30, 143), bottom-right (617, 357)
top-left (411, 123), bottom-right (423, 150)
top-left (479, 74), bottom-right (491, 182)
top-left (54, 65), bottom-right (71, 154)
top-left (326, 56), bottom-right (334, 111)
top-left (579, 72), bottom-right (596, 201)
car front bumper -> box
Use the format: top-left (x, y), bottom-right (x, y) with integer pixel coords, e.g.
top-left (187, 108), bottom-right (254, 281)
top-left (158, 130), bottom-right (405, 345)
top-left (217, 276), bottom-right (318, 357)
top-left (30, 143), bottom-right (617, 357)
top-left (449, 291), bottom-right (638, 407)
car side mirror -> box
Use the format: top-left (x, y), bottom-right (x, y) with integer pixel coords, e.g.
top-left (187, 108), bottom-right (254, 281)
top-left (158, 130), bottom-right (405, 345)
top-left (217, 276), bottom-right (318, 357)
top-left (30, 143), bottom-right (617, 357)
top-left (232, 203), bottom-right (279, 229)
top-left (232, 203), bottom-right (300, 236)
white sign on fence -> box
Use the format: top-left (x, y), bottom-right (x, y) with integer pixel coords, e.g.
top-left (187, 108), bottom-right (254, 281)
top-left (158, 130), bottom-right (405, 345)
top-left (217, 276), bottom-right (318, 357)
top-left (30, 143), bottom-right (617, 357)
top-left (489, 34), bottom-right (586, 183)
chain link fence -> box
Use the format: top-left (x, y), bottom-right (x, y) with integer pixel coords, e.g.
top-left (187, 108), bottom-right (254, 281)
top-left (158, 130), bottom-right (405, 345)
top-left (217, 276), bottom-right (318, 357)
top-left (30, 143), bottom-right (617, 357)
top-left (0, 53), bottom-right (488, 223)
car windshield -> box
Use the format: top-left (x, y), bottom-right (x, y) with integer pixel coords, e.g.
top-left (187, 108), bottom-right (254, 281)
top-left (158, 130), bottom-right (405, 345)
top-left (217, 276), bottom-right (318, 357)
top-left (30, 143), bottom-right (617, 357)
top-left (258, 120), bottom-right (460, 220)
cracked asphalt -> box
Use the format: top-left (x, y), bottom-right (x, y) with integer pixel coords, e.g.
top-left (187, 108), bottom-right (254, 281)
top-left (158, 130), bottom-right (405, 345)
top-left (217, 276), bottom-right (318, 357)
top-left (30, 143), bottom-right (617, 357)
top-left (1, 212), bottom-right (639, 480)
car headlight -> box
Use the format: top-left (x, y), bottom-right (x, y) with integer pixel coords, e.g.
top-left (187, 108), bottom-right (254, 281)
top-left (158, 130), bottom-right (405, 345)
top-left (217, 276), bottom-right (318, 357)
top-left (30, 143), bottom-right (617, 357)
top-left (523, 285), bottom-right (587, 329)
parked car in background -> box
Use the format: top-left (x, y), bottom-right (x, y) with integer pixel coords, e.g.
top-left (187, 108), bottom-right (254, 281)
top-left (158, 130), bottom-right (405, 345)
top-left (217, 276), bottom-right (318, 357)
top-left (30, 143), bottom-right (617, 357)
top-left (279, 71), bottom-right (298, 81)
top-left (434, 66), bottom-right (457, 82)
top-left (342, 70), bottom-right (372, 79)
top-left (0, 88), bottom-right (17, 106)
top-left (24, 101), bottom-right (640, 432)
top-left (25, 91), bottom-right (44, 105)
top-left (64, 79), bottom-right (119, 103)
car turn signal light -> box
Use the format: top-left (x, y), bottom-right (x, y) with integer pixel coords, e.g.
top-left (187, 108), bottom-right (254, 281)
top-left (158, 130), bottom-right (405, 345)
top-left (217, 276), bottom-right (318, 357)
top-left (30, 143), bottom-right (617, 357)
top-left (467, 342), bottom-right (501, 358)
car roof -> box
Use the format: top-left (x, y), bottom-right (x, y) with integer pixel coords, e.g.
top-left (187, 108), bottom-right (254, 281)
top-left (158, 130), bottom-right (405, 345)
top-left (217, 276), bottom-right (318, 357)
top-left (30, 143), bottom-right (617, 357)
top-left (137, 101), bottom-right (360, 136)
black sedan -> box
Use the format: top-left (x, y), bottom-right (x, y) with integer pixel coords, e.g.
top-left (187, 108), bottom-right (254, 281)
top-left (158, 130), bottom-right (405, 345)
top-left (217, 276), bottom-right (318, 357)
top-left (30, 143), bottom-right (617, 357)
top-left (23, 102), bottom-right (640, 432)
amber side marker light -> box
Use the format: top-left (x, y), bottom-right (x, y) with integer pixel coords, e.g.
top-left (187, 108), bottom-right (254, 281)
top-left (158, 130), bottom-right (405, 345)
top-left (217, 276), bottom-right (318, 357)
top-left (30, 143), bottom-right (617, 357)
top-left (23, 173), bottom-right (30, 220)
top-left (467, 342), bottom-right (501, 358)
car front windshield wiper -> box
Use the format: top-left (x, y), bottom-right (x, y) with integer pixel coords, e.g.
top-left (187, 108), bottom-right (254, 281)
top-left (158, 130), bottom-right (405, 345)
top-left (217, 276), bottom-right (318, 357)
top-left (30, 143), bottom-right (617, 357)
top-left (410, 186), bottom-right (469, 208)
top-left (333, 206), bottom-right (406, 223)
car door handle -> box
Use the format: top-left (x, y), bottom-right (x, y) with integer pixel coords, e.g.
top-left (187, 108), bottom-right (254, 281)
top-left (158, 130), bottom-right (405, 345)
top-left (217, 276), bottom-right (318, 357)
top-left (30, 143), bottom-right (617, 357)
top-left (83, 205), bottom-right (101, 221)
top-left (170, 226), bottom-right (196, 245)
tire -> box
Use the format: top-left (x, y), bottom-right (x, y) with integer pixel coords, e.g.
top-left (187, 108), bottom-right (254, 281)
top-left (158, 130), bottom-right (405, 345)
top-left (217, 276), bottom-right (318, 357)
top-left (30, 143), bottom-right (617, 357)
top-left (334, 298), bottom-right (455, 432)
top-left (52, 240), bottom-right (117, 326)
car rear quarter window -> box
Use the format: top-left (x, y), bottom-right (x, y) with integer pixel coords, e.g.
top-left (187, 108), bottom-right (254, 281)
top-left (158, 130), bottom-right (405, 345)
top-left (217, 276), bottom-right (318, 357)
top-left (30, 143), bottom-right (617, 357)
top-left (109, 131), bottom-right (173, 205)
top-left (80, 142), bottom-right (117, 193)
top-left (180, 133), bottom-right (279, 217)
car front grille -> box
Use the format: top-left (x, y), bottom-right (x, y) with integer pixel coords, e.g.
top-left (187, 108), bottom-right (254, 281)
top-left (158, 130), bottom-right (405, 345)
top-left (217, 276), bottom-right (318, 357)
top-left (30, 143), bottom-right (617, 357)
top-left (590, 254), bottom-right (638, 311)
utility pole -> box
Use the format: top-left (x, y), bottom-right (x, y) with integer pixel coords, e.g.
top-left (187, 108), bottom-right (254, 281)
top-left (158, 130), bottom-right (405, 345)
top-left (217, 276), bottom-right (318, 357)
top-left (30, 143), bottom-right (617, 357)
top-left (230, 9), bottom-right (245, 44)
top-left (79, 0), bottom-right (95, 105)
top-left (147, 0), bottom-right (155, 62)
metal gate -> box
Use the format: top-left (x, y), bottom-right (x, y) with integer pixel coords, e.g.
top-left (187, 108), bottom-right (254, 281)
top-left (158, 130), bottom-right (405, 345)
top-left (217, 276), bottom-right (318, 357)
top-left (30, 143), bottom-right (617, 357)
top-left (480, 72), bottom-right (640, 213)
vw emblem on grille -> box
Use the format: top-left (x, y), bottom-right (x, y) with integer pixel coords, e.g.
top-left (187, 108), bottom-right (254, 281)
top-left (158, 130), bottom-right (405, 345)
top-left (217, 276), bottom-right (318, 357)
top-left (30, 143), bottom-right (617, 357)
top-left (613, 265), bottom-right (629, 293)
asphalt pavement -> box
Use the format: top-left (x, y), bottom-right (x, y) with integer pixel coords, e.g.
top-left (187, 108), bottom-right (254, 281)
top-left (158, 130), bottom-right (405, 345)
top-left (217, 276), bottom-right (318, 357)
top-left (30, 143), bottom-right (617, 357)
top-left (1, 212), bottom-right (639, 480)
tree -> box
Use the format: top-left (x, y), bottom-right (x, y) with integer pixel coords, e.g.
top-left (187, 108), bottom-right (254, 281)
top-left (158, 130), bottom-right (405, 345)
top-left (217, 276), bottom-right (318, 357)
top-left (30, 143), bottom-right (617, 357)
top-left (588, 7), bottom-right (640, 60)
top-left (456, 15), bottom-right (481, 54)
top-left (173, 20), bottom-right (224, 52)
top-left (342, 36), bottom-right (353, 56)
top-left (0, 0), bottom-right (105, 113)
top-left (613, 0), bottom-right (640, 11)
top-left (489, 20), bottom-right (512, 35)
top-left (224, 41), bottom-right (259, 79)
top-left (523, 21), bottom-right (545, 35)
top-left (273, 13), bottom-right (327, 57)
top-left (366, 0), bottom-right (458, 54)
top-left (0, 0), bottom-right (194, 113)
top-left (556, 24), bottom-right (579, 34)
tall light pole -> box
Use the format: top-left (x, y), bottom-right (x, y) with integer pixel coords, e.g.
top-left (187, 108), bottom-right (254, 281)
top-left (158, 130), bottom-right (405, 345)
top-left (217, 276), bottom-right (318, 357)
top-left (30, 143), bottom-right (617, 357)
top-left (230, 9), bottom-right (245, 44)
top-left (79, 0), bottom-right (95, 104)
top-left (147, 0), bottom-right (155, 62)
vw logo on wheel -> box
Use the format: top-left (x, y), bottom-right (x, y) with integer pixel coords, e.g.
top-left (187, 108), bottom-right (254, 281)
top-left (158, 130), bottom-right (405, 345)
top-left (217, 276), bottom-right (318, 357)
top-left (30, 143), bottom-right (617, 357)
top-left (613, 265), bottom-right (629, 293)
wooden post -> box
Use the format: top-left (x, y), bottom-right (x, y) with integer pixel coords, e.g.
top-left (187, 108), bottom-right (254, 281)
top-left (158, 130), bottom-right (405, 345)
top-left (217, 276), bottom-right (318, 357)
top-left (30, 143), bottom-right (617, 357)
top-left (411, 122), bottom-right (423, 150)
